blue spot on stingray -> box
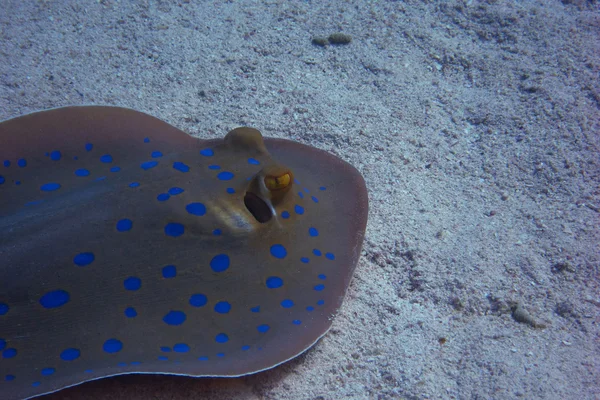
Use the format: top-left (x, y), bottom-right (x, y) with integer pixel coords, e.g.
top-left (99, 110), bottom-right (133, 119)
top-left (317, 300), bottom-right (325, 305)
top-left (312, 196), bottom-right (319, 203)
top-left (25, 200), bottom-right (43, 207)
top-left (186, 202), bottom-right (206, 216)
top-left (293, 320), bottom-right (302, 325)
top-left (85, 143), bottom-right (93, 152)
top-left (226, 187), bottom-right (235, 194)
top-left (73, 252), bottom-right (95, 267)
top-left (213, 229), bottom-right (222, 236)
top-left (215, 333), bottom-right (229, 343)
top-left (162, 265), bottom-right (177, 278)
top-left (257, 324), bottom-right (270, 333)
top-left (41, 183), bottom-right (61, 192)
top-left (0, 339), bottom-right (5, 350)
top-left (95, 176), bottom-right (106, 181)
top-left (266, 276), bottom-right (283, 289)
top-left (318, 274), bottom-right (327, 280)
top-left (123, 277), bottom-right (141, 291)
top-left (210, 254), bottom-right (229, 272)
top-left (173, 162), bottom-right (189, 172)
top-left (41, 368), bottom-right (55, 376)
top-left (165, 223), bottom-right (184, 237)
top-left (3, 160), bottom-right (10, 167)
top-left (248, 158), bottom-right (260, 165)
top-left (129, 182), bottom-right (140, 188)
top-left (217, 171), bottom-right (234, 180)
top-left (131, 361), bottom-right (141, 365)
top-left (124, 307), bottom-right (137, 318)
top-left (39, 290), bottom-right (70, 308)
top-left (15, 181), bottom-right (20, 185)
top-left (73, 156), bottom-right (78, 160)
top-left (242, 345), bottom-right (251, 351)
top-left (3, 348), bottom-right (16, 358)
top-left (214, 301), bottom-right (231, 314)
top-left (117, 362), bottom-right (127, 367)
top-left (281, 299), bottom-right (294, 308)
top-left (158, 356), bottom-right (168, 361)
top-left (281, 211), bottom-right (290, 219)
top-left (306, 306), bottom-right (315, 312)
top-left (200, 148), bottom-right (214, 157)
top-left (198, 356), bottom-right (209, 361)
top-left (84, 369), bottom-right (93, 373)
top-left (141, 161), bottom-right (158, 170)
top-left (189, 294), bottom-right (207, 307)
top-left (151, 151), bottom-right (163, 158)
top-left (144, 137), bottom-right (150, 143)
top-left (0, 303), bottom-right (8, 315)
top-left (313, 249), bottom-right (322, 256)
top-left (32, 381), bottom-right (40, 387)
top-left (309, 227), bottom-right (319, 237)
top-left (5, 374), bottom-right (15, 381)
top-left (0, 176), bottom-right (4, 185)
top-left (314, 284), bottom-right (325, 291)
top-left (251, 306), bottom-right (260, 313)
top-left (319, 186), bottom-right (326, 190)
top-left (168, 187), bottom-right (184, 195)
top-left (163, 310), bottom-right (186, 326)
top-left (295, 205), bottom-right (304, 215)
top-left (100, 155), bottom-right (112, 163)
top-left (116, 219), bottom-right (133, 232)
top-left (75, 168), bottom-right (90, 177)
top-left (301, 257), bottom-right (309, 264)
top-left (50, 151), bottom-right (61, 161)
top-left (157, 193), bottom-right (170, 201)
top-left (103, 339), bottom-right (123, 353)
top-left (208, 165), bottom-right (221, 170)
top-left (110, 166), bottom-right (121, 173)
top-left (298, 192), bottom-right (304, 199)
top-left (217, 353), bottom-right (225, 357)
top-left (60, 348), bottom-right (80, 361)
top-left (326, 252), bottom-right (335, 260)
top-left (173, 343), bottom-right (190, 353)
top-left (270, 244), bottom-right (287, 259)
top-left (18, 158), bottom-right (26, 167)
top-left (160, 346), bottom-right (171, 352)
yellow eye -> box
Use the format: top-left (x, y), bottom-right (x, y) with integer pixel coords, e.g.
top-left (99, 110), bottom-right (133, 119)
top-left (264, 172), bottom-right (291, 191)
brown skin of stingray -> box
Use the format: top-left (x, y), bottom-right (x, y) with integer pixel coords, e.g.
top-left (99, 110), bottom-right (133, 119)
top-left (0, 107), bottom-right (368, 400)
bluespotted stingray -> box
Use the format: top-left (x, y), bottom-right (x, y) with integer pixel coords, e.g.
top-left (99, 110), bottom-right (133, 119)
top-left (0, 106), bottom-right (368, 399)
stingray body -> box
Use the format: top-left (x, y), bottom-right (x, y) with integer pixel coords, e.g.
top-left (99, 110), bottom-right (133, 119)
top-left (0, 107), bottom-right (368, 400)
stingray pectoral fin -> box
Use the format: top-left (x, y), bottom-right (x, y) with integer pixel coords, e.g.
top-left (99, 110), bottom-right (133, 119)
top-left (0, 107), bottom-right (211, 214)
top-left (0, 106), bottom-right (198, 158)
top-left (266, 136), bottom-right (368, 274)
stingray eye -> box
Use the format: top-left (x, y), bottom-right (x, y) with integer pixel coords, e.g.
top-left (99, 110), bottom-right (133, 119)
top-left (264, 172), bottom-right (292, 192)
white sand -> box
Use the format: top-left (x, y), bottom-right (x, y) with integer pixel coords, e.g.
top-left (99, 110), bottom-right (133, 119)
top-left (1, 1), bottom-right (598, 399)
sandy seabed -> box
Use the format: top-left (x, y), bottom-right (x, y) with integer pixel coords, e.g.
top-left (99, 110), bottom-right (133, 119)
top-left (1, 1), bottom-right (598, 399)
